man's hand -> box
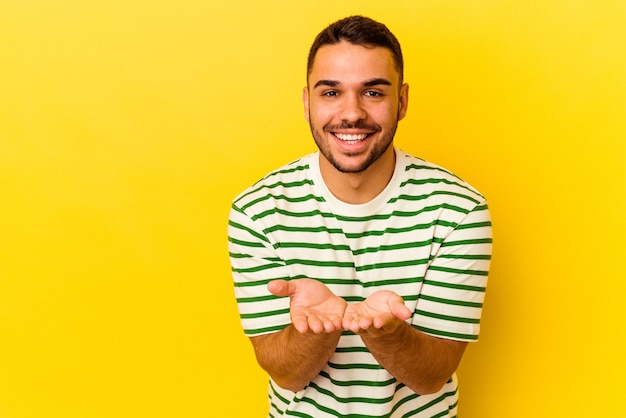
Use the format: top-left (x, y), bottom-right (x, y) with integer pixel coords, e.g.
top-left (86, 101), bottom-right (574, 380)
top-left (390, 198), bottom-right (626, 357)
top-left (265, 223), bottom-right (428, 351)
top-left (268, 279), bottom-right (347, 334)
top-left (342, 290), bottom-right (412, 336)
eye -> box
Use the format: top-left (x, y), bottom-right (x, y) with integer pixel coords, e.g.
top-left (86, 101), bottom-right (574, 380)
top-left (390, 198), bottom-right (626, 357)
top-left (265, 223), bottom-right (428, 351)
top-left (364, 90), bottom-right (383, 97)
top-left (322, 90), bottom-right (340, 97)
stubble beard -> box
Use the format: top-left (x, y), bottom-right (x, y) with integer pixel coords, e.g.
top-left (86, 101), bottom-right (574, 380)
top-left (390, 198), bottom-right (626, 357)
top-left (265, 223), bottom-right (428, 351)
top-left (309, 117), bottom-right (399, 174)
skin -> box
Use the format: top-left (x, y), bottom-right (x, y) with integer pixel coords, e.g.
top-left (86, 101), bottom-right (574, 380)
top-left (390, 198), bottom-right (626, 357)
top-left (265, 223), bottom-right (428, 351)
top-left (249, 41), bottom-right (468, 395)
top-left (250, 279), bottom-right (347, 392)
top-left (303, 41), bottom-right (408, 204)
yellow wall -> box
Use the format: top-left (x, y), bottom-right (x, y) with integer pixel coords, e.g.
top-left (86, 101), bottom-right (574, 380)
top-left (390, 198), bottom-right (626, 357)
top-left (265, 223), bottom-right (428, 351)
top-left (1, 1), bottom-right (624, 416)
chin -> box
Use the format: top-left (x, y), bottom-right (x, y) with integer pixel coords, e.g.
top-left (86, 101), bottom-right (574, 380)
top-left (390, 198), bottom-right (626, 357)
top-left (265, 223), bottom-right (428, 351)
top-left (329, 156), bottom-right (375, 174)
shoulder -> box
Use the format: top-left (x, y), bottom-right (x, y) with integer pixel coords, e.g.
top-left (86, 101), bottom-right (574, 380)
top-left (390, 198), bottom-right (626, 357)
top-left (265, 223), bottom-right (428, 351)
top-left (231, 153), bottom-right (317, 214)
top-left (396, 149), bottom-right (487, 205)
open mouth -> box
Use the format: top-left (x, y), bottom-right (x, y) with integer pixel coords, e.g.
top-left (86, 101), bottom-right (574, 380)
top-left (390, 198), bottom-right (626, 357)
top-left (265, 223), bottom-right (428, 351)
top-left (333, 133), bottom-right (370, 143)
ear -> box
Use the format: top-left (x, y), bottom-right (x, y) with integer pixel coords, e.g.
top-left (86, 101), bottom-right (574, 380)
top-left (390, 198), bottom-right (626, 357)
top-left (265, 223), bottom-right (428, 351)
top-left (398, 83), bottom-right (409, 121)
top-left (302, 87), bottom-right (310, 122)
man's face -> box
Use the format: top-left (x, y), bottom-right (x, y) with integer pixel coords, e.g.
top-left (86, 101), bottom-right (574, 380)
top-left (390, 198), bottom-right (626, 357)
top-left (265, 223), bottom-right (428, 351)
top-left (304, 41), bottom-right (408, 174)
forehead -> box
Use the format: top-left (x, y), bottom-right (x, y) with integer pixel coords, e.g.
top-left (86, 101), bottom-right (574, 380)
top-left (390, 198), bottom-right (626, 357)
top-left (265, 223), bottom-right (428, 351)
top-left (308, 41), bottom-right (399, 85)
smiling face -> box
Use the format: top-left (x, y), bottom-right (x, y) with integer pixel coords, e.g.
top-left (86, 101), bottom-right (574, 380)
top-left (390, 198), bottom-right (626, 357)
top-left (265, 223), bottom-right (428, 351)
top-left (304, 41), bottom-right (408, 178)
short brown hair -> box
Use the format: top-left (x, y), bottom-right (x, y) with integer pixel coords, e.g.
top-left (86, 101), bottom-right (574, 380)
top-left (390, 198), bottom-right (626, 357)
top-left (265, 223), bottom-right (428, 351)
top-left (307, 16), bottom-right (404, 82)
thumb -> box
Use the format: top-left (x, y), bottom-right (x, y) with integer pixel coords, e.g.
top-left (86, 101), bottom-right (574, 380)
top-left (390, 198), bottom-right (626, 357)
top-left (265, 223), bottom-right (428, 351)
top-left (384, 292), bottom-right (411, 321)
top-left (391, 302), bottom-right (412, 321)
top-left (267, 279), bottom-right (291, 297)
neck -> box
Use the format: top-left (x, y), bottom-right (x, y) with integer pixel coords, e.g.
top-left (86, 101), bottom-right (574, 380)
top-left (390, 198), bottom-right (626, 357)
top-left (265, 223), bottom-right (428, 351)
top-left (319, 147), bottom-right (396, 204)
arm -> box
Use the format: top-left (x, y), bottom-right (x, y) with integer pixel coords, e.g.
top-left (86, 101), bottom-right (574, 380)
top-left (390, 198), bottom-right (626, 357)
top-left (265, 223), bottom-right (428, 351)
top-left (342, 200), bottom-right (492, 395)
top-left (229, 205), bottom-right (347, 391)
top-left (343, 290), bottom-right (467, 395)
top-left (250, 278), bottom-right (347, 392)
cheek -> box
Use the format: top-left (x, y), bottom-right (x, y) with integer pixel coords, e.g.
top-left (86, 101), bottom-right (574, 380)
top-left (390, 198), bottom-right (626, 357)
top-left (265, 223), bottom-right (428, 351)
top-left (382, 103), bottom-right (402, 123)
top-left (367, 107), bottom-right (394, 126)
top-left (308, 103), bottom-right (334, 123)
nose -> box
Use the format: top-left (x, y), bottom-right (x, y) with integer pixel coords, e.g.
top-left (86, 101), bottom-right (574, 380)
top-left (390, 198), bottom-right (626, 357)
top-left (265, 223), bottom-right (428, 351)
top-left (339, 93), bottom-right (367, 122)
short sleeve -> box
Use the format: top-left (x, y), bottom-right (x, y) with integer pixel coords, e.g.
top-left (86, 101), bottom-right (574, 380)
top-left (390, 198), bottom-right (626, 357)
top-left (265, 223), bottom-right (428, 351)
top-left (412, 202), bottom-right (492, 341)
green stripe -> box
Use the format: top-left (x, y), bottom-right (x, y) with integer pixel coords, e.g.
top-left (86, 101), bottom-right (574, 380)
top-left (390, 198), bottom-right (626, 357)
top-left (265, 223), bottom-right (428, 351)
top-left (252, 203), bottom-right (470, 223)
top-left (232, 262), bottom-right (285, 274)
top-left (334, 346), bottom-right (371, 354)
top-left (318, 370), bottom-right (396, 387)
top-left (360, 276), bottom-right (424, 288)
top-left (428, 265), bottom-right (490, 277)
top-left (401, 389), bottom-right (457, 417)
top-left (401, 179), bottom-right (480, 200)
top-left (235, 178), bottom-right (313, 206)
top-left (286, 259), bottom-right (355, 268)
top-left (456, 221), bottom-right (492, 230)
top-left (234, 275), bottom-right (287, 288)
top-left (328, 361), bottom-right (384, 371)
top-left (437, 253), bottom-right (491, 260)
top-left (400, 170), bottom-right (482, 194)
top-left (289, 275), bottom-right (363, 287)
top-left (419, 294), bottom-right (483, 308)
top-left (274, 242), bottom-right (352, 251)
top-left (424, 278), bottom-right (486, 291)
top-left (352, 239), bottom-right (438, 255)
top-left (240, 308), bottom-right (289, 319)
top-left (336, 204), bottom-right (470, 223)
top-left (347, 219), bottom-right (456, 237)
top-left (244, 323), bottom-right (288, 336)
top-left (235, 292), bottom-right (281, 302)
top-left (414, 324), bottom-right (478, 341)
top-left (307, 381), bottom-right (395, 404)
top-left (257, 161), bottom-right (308, 182)
top-left (440, 237), bottom-right (493, 247)
top-left (228, 252), bottom-right (252, 259)
top-left (404, 163), bottom-right (455, 177)
top-left (252, 207), bottom-right (334, 221)
top-left (388, 189), bottom-right (480, 205)
top-left (343, 296), bottom-right (366, 303)
top-left (228, 219), bottom-right (270, 244)
top-left (357, 258), bottom-right (429, 272)
top-left (264, 219), bottom-right (458, 239)
top-left (264, 224), bottom-right (344, 235)
top-left (269, 380), bottom-right (291, 405)
top-left (415, 309), bottom-right (480, 324)
top-left (228, 237), bottom-right (266, 248)
top-left (291, 388), bottom-right (455, 418)
top-left (240, 192), bottom-right (324, 212)
top-left (272, 239), bottom-right (439, 254)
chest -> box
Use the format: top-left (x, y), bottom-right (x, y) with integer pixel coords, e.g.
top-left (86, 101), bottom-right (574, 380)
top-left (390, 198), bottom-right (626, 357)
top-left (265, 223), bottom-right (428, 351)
top-left (270, 210), bottom-right (447, 301)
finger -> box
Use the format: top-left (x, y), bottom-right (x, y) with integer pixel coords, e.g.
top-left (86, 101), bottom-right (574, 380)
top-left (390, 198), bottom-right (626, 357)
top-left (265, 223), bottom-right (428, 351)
top-left (373, 315), bottom-right (391, 329)
top-left (267, 279), bottom-right (289, 296)
top-left (345, 319), bottom-right (361, 333)
top-left (341, 313), bottom-right (357, 331)
top-left (359, 316), bottom-right (375, 330)
top-left (343, 315), bottom-right (370, 333)
top-left (291, 311), bottom-right (310, 334)
top-left (332, 314), bottom-right (345, 331)
top-left (323, 315), bottom-right (342, 332)
top-left (391, 303), bottom-right (412, 321)
top-left (322, 320), bottom-right (335, 333)
top-left (307, 314), bottom-right (325, 334)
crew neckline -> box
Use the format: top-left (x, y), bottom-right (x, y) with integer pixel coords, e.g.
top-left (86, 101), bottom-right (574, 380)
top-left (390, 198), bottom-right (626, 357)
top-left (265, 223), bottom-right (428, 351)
top-left (308, 147), bottom-right (404, 217)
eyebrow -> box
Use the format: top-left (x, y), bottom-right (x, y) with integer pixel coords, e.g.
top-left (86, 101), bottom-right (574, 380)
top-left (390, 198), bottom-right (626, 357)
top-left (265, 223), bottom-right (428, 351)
top-left (313, 80), bottom-right (340, 89)
top-left (363, 78), bottom-right (393, 87)
top-left (313, 78), bottom-right (393, 89)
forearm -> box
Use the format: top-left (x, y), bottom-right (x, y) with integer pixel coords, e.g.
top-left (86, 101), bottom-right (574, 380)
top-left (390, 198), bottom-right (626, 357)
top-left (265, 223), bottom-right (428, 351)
top-left (360, 322), bottom-right (467, 395)
top-left (251, 325), bottom-right (342, 392)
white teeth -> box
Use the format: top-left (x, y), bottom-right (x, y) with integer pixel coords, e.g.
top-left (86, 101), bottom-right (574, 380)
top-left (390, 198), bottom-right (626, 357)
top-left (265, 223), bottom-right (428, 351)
top-left (335, 133), bottom-right (368, 141)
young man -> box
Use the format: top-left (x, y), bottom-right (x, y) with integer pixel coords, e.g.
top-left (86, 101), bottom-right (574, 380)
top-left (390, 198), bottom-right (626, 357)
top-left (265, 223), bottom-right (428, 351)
top-left (228, 16), bottom-right (492, 417)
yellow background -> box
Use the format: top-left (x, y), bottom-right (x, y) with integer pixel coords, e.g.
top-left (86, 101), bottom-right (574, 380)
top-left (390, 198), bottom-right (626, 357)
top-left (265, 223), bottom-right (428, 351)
top-left (1, 1), bottom-right (624, 417)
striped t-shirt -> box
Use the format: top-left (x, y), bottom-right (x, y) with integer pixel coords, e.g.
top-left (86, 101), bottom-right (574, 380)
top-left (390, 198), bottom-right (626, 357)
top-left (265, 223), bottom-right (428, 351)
top-left (228, 148), bottom-right (492, 417)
